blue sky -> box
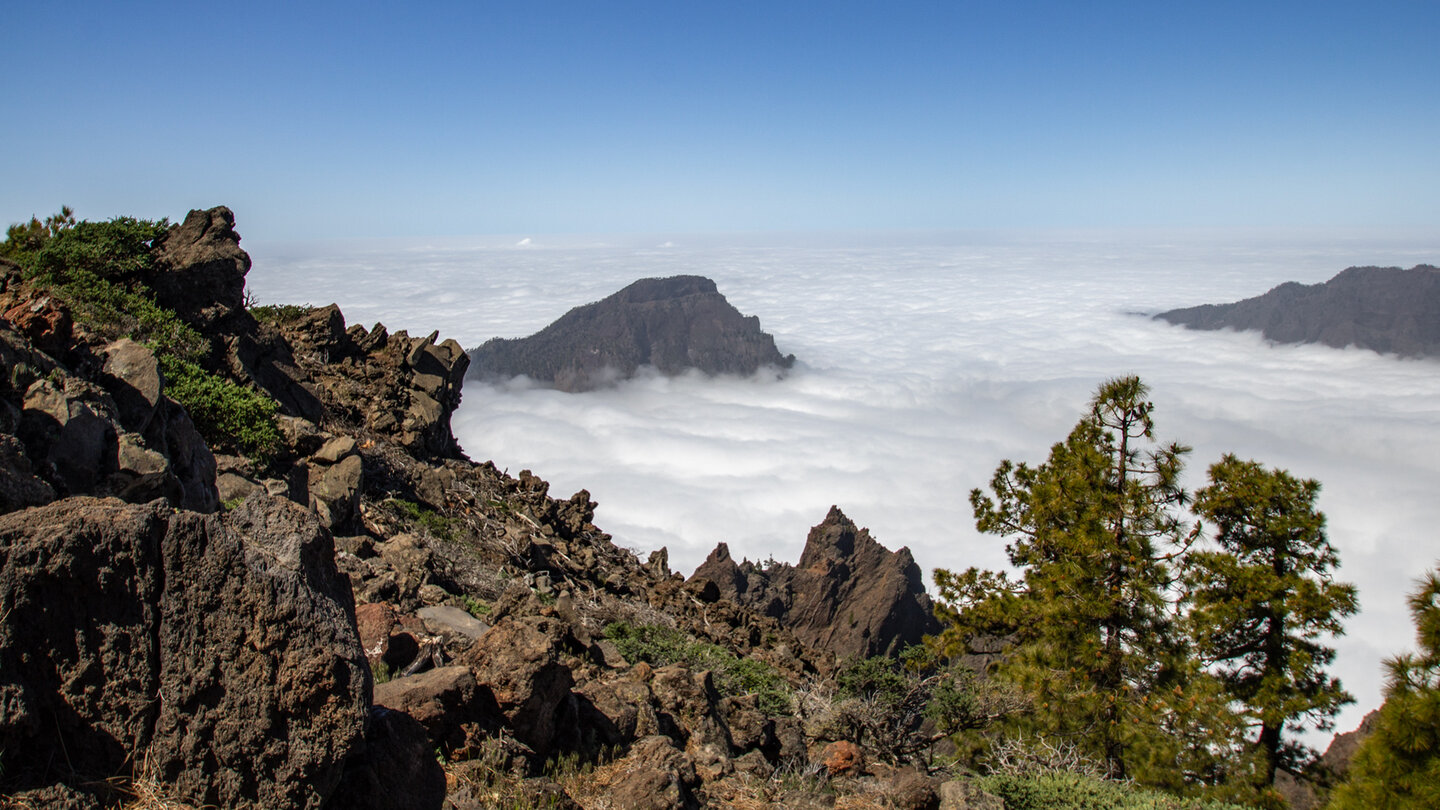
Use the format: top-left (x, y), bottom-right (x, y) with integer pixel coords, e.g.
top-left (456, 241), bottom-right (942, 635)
top-left (3, 1), bottom-right (1437, 240)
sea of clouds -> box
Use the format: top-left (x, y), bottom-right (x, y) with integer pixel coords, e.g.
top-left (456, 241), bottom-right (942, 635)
top-left (247, 229), bottom-right (1440, 740)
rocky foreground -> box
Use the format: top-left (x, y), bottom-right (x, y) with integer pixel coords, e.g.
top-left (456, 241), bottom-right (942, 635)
top-left (0, 209), bottom-right (978, 809)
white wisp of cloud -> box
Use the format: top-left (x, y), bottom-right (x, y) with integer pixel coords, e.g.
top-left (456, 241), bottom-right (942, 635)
top-left (247, 228), bottom-right (1440, 742)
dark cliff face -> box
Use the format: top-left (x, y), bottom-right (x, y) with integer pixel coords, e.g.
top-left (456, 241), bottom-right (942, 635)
top-left (691, 506), bottom-right (941, 663)
top-left (467, 275), bottom-right (796, 392)
top-left (1155, 264), bottom-right (1440, 358)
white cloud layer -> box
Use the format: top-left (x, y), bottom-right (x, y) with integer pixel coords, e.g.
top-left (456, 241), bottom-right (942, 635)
top-left (247, 229), bottom-right (1440, 741)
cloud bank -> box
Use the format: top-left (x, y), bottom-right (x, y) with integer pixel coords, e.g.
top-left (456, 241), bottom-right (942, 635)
top-left (248, 229), bottom-right (1440, 739)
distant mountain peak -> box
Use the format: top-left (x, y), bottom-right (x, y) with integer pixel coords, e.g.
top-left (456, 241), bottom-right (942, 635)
top-left (467, 275), bottom-right (796, 392)
top-left (1155, 264), bottom-right (1440, 359)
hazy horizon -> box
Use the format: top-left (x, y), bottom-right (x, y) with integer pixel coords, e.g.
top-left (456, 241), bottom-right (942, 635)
top-left (248, 228), bottom-right (1440, 744)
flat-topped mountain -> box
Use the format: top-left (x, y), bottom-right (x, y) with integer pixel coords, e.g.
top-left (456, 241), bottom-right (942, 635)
top-left (467, 275), bottom-right (795, 391)
top-left (690, 506), bottom-right (942, 662)
top-left (1155, 264), bottom-right (1440, 358)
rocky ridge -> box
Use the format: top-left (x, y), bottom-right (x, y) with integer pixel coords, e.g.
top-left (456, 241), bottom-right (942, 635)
top-left (1155, 264), bottom-right (1440, 358)
top-left (691, 507), bottom-right (942, 664)
top-left (467, 275), bottom-right (796, 392)
top-left (0, 208), bottom-right (994, 809)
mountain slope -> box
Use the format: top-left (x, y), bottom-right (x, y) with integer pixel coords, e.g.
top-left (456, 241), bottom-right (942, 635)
top-left (468, 275), bottom-right (795, 391)
top-left (1155, 264), bottom-right (1440, 358)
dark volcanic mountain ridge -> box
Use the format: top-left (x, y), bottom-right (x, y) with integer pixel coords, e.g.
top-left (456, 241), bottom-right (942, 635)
top-left (467, 275), bottom-right (796, 392)
top-left (1155, 264), bottom-right (1440, 358)
top-left (690, 506), bottom-right (942, 663)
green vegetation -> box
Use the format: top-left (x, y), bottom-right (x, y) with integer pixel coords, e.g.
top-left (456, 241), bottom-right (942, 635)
top-left (820, 649), bottom-right (1024, 764)
top-left (934, 376), bottom-right (1356, 803)
top-left (1329, 568), bottom-right (1440, 809)
top-left (977, 772), bottom-right (1250, 810)
top-left (1187, 455), bottom-right (1357, 787)
top-left (937, 376), bottom-right (1195, 781)
top-left (159, 354), bottom-right (281, 460)
top-left (384, 497), bottom-right (458, 541)
top-left (1, 209), bottom-right (282, 461)
top-left (249, 302), bottom-right (313, 325)
top-left (602, 621), bottom-right (791, 715)
top-left (463, 595), bottom-right (492, 618)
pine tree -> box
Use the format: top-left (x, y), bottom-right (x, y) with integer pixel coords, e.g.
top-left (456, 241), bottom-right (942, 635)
top-left (935, 376), bottom-right (1192, 779)
top-left (1329, 570), bottom-right (1440, 809)
top-left (1185, 456), bottom-right (1357, 789)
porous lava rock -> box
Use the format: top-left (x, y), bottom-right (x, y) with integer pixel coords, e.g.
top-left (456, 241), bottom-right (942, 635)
top-left (0, 495), bottom-right (368, 809)
top-left (1156, 264), bottom-right (1440, 358)
top-left (468, 275), bottom-right (795, 391)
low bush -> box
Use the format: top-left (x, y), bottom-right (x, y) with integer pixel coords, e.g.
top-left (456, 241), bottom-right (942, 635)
top-left (384, 498), bottom-right (458, 540)
top-left (159, 355), bottom-right (281, 461)
top-left (602, 621), bottom-right (791, 714)
top-left (249, 303), bottom-right (313, 325)
top-left (976, 772), bottom-right (1250, 810)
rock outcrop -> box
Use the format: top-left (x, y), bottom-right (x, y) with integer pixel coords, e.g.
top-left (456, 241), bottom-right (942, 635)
top-left (691, 506), bottom-right (942, 662)
top-left (148, 205), bottom-right (251, 329)
top-left (1155, 264), bottom-right (1440, 358)
top-left (0, 292), bottom-right (218, 514)
top-left (467, 275), bottom-right (795, 392)
top-left (0, 496), bottom-right (367, 809)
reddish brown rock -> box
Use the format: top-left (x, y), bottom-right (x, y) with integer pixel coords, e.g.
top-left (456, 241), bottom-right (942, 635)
top-left (374, 665), bottom-right (498, 754)
top-left (355, 601), bottom-right (397, 664)
top-left (822, 739), bottom-right (865, 776)
top-left (464, 616), bottom-right (576, 755)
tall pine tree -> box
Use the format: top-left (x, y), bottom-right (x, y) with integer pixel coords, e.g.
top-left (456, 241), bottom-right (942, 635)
top-left (935, 376), bottom-right (1191, 779)
top-left (1330, 569), bottom-right (1440, 809)
top-left (1185, 456), bottom-right (1357, 789)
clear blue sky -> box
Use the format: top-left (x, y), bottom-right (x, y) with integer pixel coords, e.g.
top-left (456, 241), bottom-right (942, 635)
top-left (3, 1), bottom-right (1436, 240)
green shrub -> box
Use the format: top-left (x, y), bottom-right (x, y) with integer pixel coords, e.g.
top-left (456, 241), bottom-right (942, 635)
top-left (16, 215), bottom-right (169, 283)
top-left (159, 354), bottom-right (281, 461)
top-left (603, 621), bottom-right (791, 714)
top-left (384, 498), bottom-right (458, 540)
top-left (249, 303), bottom-right (313, 325)
top-left (976, 772), bottom-right (1250, 810)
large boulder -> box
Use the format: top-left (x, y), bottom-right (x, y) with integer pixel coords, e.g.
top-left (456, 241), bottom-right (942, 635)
top-left (148, 206), bottom-right (251, 328)
top-left (464, 615), bottom-right (577, 756)
top-left (0, 498), bottom-right (168, 780)
top-left (328, 707), bottom-right (447, 810)
top-left (0, 495), bottom-right (373, 808)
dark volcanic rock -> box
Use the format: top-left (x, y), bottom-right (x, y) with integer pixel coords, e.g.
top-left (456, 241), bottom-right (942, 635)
top-left (1155, 264), bottom-right (1440, 358)
top-left (467, 275), bottom-right (795, 392)
top-left (148, 205), bottom-right (251, 328)
top-left (0, 495), bottom-right (370, 808)
top-left (691, 506), bottom-right (941, 662)
top-left (329, 707), bottom-right (447, 810)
